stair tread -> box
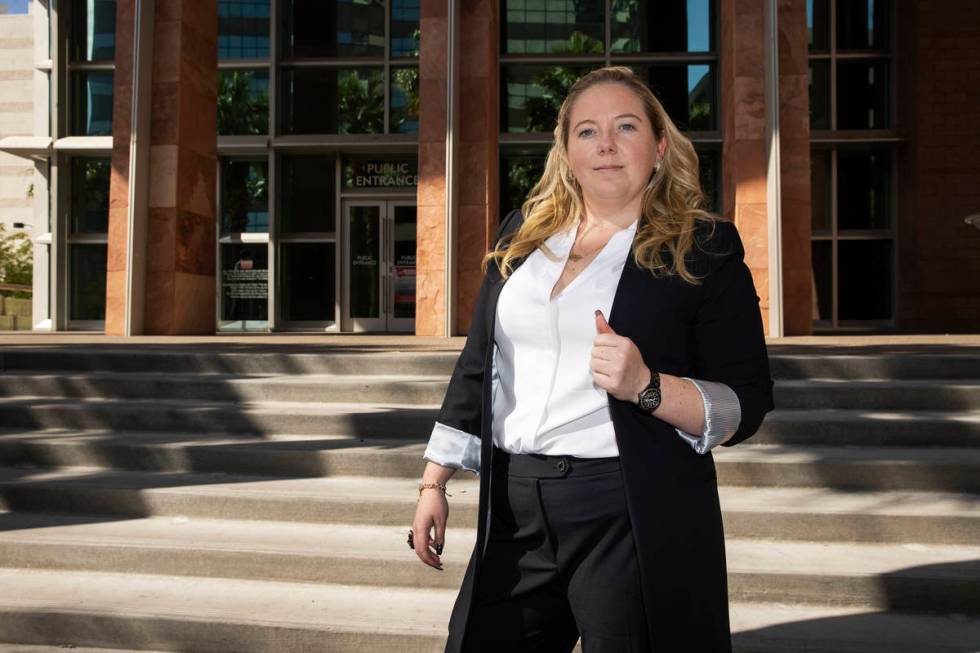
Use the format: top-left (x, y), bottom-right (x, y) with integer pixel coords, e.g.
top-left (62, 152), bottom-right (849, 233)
top-left (1, 569), bottom-right (977, 650)
top-left (1, 465), bottom-right (977, 516)
top-left (0, 370), bottom-right (446, 383)
top-left (1, 511), bottom-right (978, 579)
top-left (4, 429), bottom-right (979, 465)
top-left (3, 397), bottom-right (980, 429)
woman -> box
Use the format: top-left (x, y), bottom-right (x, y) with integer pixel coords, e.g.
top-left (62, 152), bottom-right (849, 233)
top-left (410, 66), bottom-right (774, 653)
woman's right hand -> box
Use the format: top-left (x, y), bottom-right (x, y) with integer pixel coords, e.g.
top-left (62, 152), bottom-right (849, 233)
top-left (412, 488), bottom-right (449, 570)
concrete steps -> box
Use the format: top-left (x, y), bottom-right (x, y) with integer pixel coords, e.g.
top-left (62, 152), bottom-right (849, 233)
top-left (0, 343), bottom-right (977, 652)
top-left (1, 397), bottom-right (978, 446)
top-left (1, 430), bottom-right (978, 491)
top-left (1, 466), bottom-right (977, 544)
top-left (4, 370), bottom-right (980, 410)
top-left (1, 512), bottom-right (978, 613)
top-left (2, 569), bottom-right (978, 653)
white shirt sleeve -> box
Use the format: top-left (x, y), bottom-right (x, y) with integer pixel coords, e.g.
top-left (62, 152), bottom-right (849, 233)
top-left (674, 377), bottom-right (742, 454)
top-left (423, 421), bottom-right (482, 474)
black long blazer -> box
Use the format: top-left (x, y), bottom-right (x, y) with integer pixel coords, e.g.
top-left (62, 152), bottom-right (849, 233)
top-left (438, 208), bottom-right (775, 652)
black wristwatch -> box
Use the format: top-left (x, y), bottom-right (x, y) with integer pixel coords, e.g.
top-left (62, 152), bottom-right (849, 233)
top-left (636, 370), bottom-right (662, 412)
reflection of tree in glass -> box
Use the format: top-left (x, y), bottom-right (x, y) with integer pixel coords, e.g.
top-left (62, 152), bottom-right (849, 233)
top-left (0, 224), bottom-right (32, 296)
top-left (218, 71), bottom-right (269, 135)
top-left (505, 157), bottom-right (546, 211)
top-left (611, 0), bottom-right (642, 52)
top-left (83, 161), bottom-right (110, 228)
top-left (523, 32), bottom-right (602, 132)
top-left (392, 67), bottom-right (420, 132)
top-left (222, 162), bottom-right (267, 234)
top-left (689, 101), bottom-right (710, 130)
top-left (337, 70), bottom-right (385, 134)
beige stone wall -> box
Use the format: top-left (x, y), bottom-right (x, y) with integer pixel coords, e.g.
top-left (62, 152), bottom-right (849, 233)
top-left (0, 9), bottom-right (34, 233)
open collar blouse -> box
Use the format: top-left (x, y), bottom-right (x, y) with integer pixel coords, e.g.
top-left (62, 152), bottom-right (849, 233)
top-left (424, 218), bottom-right (741, 474)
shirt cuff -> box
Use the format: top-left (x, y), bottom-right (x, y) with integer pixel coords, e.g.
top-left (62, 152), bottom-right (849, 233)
top-left (674, 377), bottom-right (741, 454)
top-left (423, 421), bottom-right (482, 474)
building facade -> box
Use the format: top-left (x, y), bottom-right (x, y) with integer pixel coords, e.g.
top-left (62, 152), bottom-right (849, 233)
top-left (1, 0), bottom-right (978, 336)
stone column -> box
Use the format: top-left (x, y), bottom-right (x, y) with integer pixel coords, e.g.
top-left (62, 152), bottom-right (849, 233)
top-left (455, 0), bottom-right (499, 336)
top-left (777, 0), bottom-right (813, 335)
top-left (415, 0), bottom-right (449, 337)
top-left (719, 0), bottom-right (773, 334)
top-left (416, 0), bottom-right (499, 337)
top-left (105, 0), bottom-right (217, 335)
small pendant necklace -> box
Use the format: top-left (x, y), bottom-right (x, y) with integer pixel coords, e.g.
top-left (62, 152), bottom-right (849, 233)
top-left (567, 221), bottom-right (610, 262)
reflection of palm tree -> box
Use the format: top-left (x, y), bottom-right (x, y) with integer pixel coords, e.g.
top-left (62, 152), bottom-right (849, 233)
top-left (217, 71), bottom-right (269, 135)
top-left (524, 32), bottom-right (602, 132)
top-left (392, 67), bottom-right (420, 132)
top-left (337, 71), bottom-right (385, 134)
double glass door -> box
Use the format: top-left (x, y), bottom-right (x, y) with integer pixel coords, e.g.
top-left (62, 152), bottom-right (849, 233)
top-left (345, 200), bottom-right (416, 332)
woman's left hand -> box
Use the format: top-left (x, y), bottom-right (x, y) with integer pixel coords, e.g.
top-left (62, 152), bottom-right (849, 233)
top-left (590, 309), bottom-right (650, 403)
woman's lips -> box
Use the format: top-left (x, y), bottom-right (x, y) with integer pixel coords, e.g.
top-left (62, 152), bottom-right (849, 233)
top-left (594, 165), bottom-right (623, 171)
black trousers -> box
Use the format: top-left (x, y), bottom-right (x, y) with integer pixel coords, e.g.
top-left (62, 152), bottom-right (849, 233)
top-left (460, 445), bottom-right (652, 653)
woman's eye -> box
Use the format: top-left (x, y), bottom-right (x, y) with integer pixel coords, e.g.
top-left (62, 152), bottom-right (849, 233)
top-left (578, 128), bottom-right (594, 137)
top-left (619, 123), bottom-right (636, 131)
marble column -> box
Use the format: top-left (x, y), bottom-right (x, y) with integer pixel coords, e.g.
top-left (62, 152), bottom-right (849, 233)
top-left (415, 0), bottom-right (449, 337)
top-left (416, 0), bottom-right (499, 337)
top-left (777, 0), bottom-right (813, 335)
top-left (455, 0), bottom-right (499, 336)
top-left (105, 0), bottom-right (217, 335)
top-left (720, 0), bottom-right (773, 334)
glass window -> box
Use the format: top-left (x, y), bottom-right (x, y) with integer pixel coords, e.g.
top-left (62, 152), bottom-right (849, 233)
top-left (71, 0), bottom-right (116, 62)
top-left (280, 243), bottom-right (337, 321)
top-left (220, 243), bottom-right (268, 323)
top-left (281, 67), bottom-right (384, 134)
top-left (280, 156), bottom-right (336, 233)
top-left (71, 71), bottom-right (114, 136)
top-left (69, 244), bottom-right (107, 321)
top-left (807, 0), bottom-right (829, 51)
top-left (218, 0), bottom-right (270, 60)
top-left (631, 64), bottom-right (715, 131)
top-left (390, 67), bottom-right (420, 134)
top-left (838, 239), bottom-right (892, 319)
top-left (811, 240), bottom-right (832, 321)
top-left (837, 150), bottom-right (890, 230)
top-left (501, 63), bottom-right (602, 133)
top-left (220, 158), bottom-right (269, 234)
top-left (811, 149), bottom-right (831, 232)
top-left (391, 0), bottom-right (420, 58)
top-left (283, 0), bottom-right (385, 58)
top-left (697, 148), bottom-right (719, 212)
top-left (218, 69), bottom-right (269, 135)
top-left (502, 0), bottom-right (604, 55)
top-left (348, 206), bottom-right (381, 319)
top-left (808, 61), bottom-right (830, 129)
top-left (501, 151), bottom-right (547, 212)
top-left (836, 0), bottom-right (889, 50)
top-left (70, 158), bottom-right (110, 234)
top-left (611, 0), bottom-right (712, 53)
top-left (836, 60), bottom-right (889, 129)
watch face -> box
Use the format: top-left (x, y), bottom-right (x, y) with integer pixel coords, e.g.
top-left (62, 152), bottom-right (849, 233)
top-left (640, 388), bottom-right (661, 411)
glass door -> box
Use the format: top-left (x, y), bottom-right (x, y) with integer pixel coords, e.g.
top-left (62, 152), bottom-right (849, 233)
top-left (344, 200), bottom-right (416, 332)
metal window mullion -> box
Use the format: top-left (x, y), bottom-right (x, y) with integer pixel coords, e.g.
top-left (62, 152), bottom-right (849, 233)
top-left (384, 0), bottom-right (390, 134)
top-left (830, 147), bottom-right (838, 327)
top-left (604, 0), bottom-right (611, 66)
top-left (266, 147), bottom-right (277, 331)
top-left (335, 151), bottom-right (342, 330)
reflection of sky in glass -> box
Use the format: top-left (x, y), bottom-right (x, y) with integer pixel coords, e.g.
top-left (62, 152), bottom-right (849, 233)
top-left (85, 72), bottom-right (113, 135)
top-left (688, 64), bottom-right (709, 93)
top-left (807, 0), bottom-right (813, 31)
top-left (688, 0), bottom-right (709, 52)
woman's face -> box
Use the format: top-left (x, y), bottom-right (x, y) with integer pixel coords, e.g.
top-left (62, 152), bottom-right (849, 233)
top-left (566, 82), bottom-right (663, 208)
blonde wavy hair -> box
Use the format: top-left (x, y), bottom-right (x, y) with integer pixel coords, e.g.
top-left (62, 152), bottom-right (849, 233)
top-left (484, 66), bottom-right (720, 285)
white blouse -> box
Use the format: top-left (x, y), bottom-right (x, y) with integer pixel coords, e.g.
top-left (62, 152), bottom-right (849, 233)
top-left (423, 218), bottom-right (741, 474)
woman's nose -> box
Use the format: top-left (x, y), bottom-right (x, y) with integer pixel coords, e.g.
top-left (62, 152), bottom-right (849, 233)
top-left (598, 132), bottom-right (616, 153)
